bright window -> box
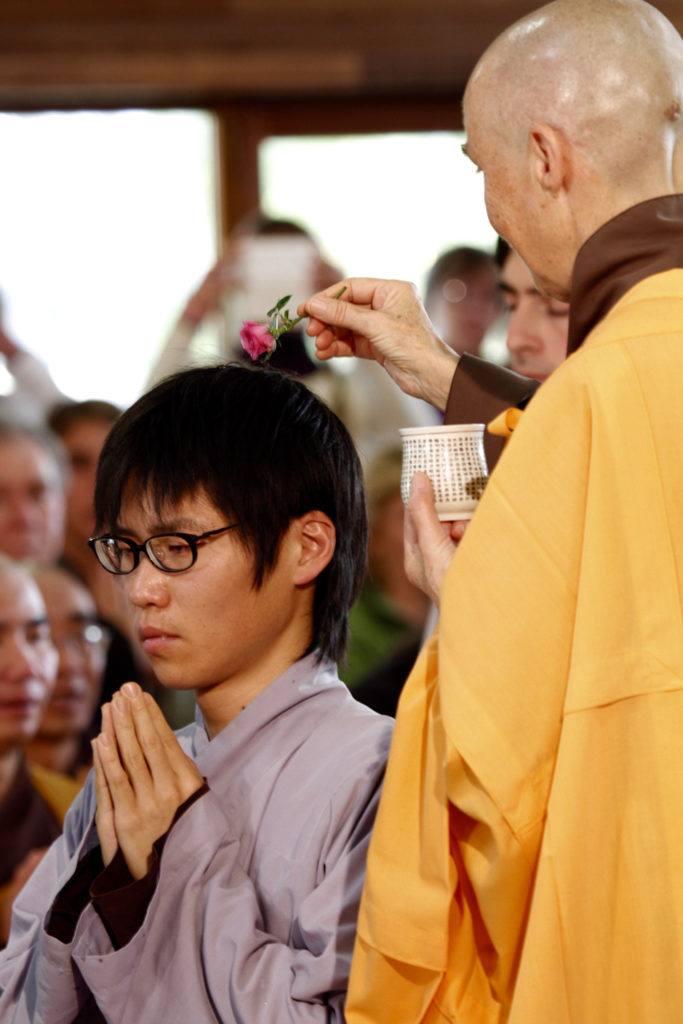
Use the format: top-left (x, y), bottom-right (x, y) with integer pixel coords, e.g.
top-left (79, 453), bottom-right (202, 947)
top-left (0, 109), bottom-right (217, 408)
top-left (259, 132), bottom-right (497, 295)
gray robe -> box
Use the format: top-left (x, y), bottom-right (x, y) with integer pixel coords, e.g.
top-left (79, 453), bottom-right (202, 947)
top-left (0, 654), bottom-right (393, 1022)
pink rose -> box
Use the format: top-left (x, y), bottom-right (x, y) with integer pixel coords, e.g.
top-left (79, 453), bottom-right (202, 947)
top-left (240, 320), bottom-right (274, 360)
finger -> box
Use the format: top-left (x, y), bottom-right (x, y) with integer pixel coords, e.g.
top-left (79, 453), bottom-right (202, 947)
top-left (449, 519), bottom-right (470, 543)
top-left (92, 736), bottom-right (120, 865)
top-left (94, 727), bottom-right (134, 798)
top-left (304, 295), bottom-right (374, 336)
top-left (142, 692), bottom-right (204, 798)
top-left (92, 737), bottom-right (114, 813)
top-left (100, 701), bottom-right (115, 741)
top-left (109, 692), bottom-right (154, 798)
top-left (120, 684), bottom-right (189, 795)
top-left (406, 473), bottom-right (457, 604)
top-left (306, 277), bottom-right (404, 311)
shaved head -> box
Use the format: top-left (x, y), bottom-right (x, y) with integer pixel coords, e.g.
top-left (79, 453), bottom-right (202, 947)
top-left (463, 0), bottom-right (683, 295)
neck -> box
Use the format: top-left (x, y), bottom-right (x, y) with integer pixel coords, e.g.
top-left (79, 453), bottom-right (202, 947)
top-left (195, 637), bottom-right (309, 739)
top-left (24, 734), bottom-right (80, 777)
top-left (0, 746), bottom-right (23, 803)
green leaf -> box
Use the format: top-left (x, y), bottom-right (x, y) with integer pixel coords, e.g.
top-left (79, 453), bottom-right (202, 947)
top-left (266, 294), bottom-right (292, 317)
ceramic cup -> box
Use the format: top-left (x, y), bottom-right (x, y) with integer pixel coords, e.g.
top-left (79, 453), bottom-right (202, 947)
top-left (399, 423), bottom-right (489, 521)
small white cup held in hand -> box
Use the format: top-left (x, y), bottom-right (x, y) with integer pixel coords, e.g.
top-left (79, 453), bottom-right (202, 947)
top-left (399, 424), bottom-right (489, 521)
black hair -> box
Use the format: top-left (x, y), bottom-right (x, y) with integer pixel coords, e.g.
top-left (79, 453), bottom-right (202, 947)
top-left (494, 236), bottom-right (511, 269)
top-left (93, 363), bottom-right (367, 664)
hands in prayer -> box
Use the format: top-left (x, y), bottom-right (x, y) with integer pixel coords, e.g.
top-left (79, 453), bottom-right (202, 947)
top-left (92, 683), bottom-right (204, 880)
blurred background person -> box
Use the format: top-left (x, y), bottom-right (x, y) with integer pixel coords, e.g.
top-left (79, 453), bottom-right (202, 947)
top-left (149, 212), bottom-right (438, 468)
top-left (0, 292), bottom-right (66, 428)
top-left (0, 421), bottom-right (65, 564)
top-left (47, 399), bottom-right (122, 587)
top-left (496, 238), bottom-right (569, 382)
top-left (340, 445), bottom-right (430, 694)
top-left (0, 556), bottom-right (80, 947)
top-left (424, 245), bottom-right (502, 358)
top-left (147, 213), bottom-right (342, 384)
top-left (48, 399), bottom-right (156, 712)
top-left (26, 564), bottom-right (109, 782)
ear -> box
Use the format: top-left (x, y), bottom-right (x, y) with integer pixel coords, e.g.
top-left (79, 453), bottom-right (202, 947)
top-left (529, 123), bottom-right (571, 195)
top-left (292, 511), bottom-right (336, 587)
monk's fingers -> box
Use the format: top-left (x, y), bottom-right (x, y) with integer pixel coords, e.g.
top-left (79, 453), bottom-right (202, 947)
top-left (92, 737), bottom-right (118, 865)
top-left (142, 692), bottom-right (205, 799)
top-left (404, 473), bottom-right (457, 606)
top-left (116, 683), bottom-right (203, 802)
top-left (109, 692), bottom-right (158, 800)
top-left (116, 684), bottom-right (175, 780)
top-left (92, 731), bottom-right (114, 812)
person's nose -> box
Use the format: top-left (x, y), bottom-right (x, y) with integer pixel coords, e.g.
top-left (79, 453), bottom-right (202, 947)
top-left (56, 638), bottom-right (85, 677)
top-left (6, 495), bottom-right (37, 527)
top-left (505, 303), bottom-right (541, 355)
top-left (3, 632), bottom-right (40, 683)
top-left (123, 554), bottom-right (170, 609)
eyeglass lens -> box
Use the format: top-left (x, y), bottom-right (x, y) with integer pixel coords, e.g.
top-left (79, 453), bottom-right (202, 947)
top-left (95, 535), bottom-right (196, 573)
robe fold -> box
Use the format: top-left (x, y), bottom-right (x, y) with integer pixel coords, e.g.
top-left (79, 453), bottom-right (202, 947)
top-left (0, 654), bottom-right (392, 1023)
top-left (346, 266), bottom-right (683, 1023)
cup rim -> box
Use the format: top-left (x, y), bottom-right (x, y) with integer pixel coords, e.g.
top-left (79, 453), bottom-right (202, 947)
top-left (399, 423), bottom-right (485, 437)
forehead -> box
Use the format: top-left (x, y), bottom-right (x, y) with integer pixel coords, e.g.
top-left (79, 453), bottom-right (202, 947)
top-left (61, 417), bottom-right (113, 454)
top-left (0, 436), bottom-right (60, 484)
top-left (35, 569), bottom-right (96, 622)
top-left (0, 568), bottom-right (46, 623)
top-left (118, 486), bottom-right (221, 533)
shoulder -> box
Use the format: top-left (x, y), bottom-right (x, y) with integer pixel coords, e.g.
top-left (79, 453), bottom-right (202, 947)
top-left (27, 762), bottom-right (83, 826)
top-left (294, 684), bottom-right (394, 818)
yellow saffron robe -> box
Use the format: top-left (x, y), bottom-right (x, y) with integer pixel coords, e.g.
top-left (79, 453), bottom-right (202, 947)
top-left (346, 269), bottom-right (683, 1023)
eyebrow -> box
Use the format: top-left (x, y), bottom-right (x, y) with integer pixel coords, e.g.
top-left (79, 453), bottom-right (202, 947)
top-left (0, 616), bottom-right (50, 634)
top-left (66, 612), bottom-right (98, 626)
top-left (114, 517), bottom-right (205, 537)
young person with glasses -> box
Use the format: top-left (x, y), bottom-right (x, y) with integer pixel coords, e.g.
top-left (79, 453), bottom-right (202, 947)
top-left (0, 363), bottom-right (392, 1023)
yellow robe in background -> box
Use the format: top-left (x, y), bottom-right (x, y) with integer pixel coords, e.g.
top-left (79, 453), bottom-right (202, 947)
top-left (346, 269), bottom-right (683, 1023)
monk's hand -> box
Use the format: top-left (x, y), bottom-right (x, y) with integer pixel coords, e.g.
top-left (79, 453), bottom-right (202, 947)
top-left (92, 683), bottom-right (204, 880)
top-left (301, 278), bottom-right (458, 412)
top-left (92, 703), bottom-right (119, 867)
top-left (404, 473), bottom-right (465, 607)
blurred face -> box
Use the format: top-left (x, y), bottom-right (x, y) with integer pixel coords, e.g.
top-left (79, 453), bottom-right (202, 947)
top-left (428, 265), bottom-right (502, 356)
top-left (0, 567), bottom-right (57, 754)
top-left (0, 437), bottom-right (65, 562)
top-left (34, 568), bottom-right (106, 739)
top-left (60, 418), bottom-right (114, 546)
top-left (501, 251), bottom-right (569, 382)
top-left (115, 489), bottom-right (304, 707)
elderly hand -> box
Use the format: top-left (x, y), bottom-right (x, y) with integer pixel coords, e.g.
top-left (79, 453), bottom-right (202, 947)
top-left (301, 278), bottom-right (459, 412)
top-left (93, 683), bottom-right (204, 880)
top-left (404, 473), bottom-right (468, 607)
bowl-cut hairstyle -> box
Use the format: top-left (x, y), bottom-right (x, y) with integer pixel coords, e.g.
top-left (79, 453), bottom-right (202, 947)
top-left (93, 363), bottom-right (367, 663)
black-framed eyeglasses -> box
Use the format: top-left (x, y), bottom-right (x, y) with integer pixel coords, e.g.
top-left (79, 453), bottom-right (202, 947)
top-left (88, 524), bottom-right (238, 575)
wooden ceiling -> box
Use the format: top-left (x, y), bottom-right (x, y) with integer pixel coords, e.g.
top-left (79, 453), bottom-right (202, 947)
top-left (3, 0), bottom-right (681, 111)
